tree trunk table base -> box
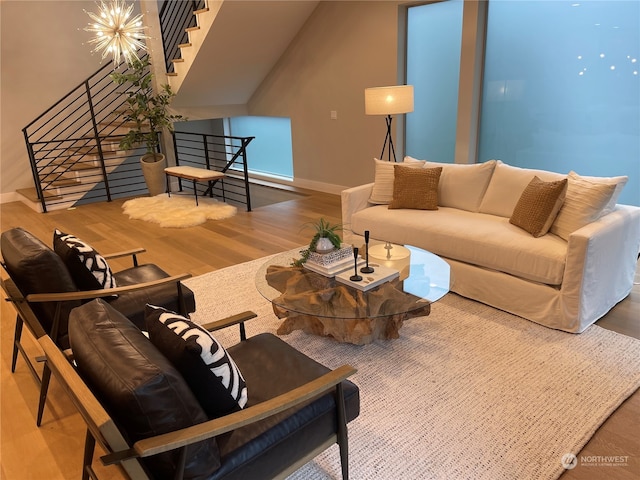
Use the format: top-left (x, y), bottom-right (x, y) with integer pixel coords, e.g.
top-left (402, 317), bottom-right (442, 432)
top-left (273, 304), bottom-right (431, 345)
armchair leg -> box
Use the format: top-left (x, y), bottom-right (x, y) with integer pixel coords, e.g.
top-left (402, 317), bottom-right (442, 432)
top-left (36, 362), bottom-right (52, 427)
top-left (11, 315), bottom-right (23, 373)
top-left (83, 429), bottom-right (96, 480)
top-left (336, 383), bottom-right (349, 480)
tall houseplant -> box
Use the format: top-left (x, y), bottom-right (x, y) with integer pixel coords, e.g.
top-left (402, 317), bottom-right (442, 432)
top-left (111, 58), bottom-right (184, 196)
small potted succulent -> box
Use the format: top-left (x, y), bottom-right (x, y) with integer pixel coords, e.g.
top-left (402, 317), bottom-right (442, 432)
top-left (293, 218), bottom-right (342, 266)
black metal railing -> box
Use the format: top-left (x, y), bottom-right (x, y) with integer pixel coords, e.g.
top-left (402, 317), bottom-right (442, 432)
top-left (22, 56), bottom-right (154, 212)
top-left (172, 132), bottom-right (255, 211)
top-left (160, 0), bottom-right (206, 73)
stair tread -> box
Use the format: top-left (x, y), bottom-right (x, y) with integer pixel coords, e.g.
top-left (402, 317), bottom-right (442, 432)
top-left (194, 8), bottom-right (209, 15)
top-left (172, 58), bottom-right (185, 63)
top-left (186, 26), bottom-right (200, 32)
top-left (178, 43), bottom-right (192, 48)
top-left (17, 187), bottom-right (62, 202)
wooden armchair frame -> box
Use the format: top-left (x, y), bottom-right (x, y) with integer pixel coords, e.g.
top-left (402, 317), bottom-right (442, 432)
top-left (1, 247), bottom-right (192, 426)
top-left (39, 313), bottom-right (357, 480)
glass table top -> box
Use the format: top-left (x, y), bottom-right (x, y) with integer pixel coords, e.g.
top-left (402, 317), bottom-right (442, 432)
top-left (255, 244), bottom-right (450, 320)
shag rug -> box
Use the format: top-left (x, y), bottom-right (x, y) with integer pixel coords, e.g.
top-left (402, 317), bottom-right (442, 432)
top-left (122, 194), bottom-right (237, 228)
top-left (183, 254), bottom-right (640, 480)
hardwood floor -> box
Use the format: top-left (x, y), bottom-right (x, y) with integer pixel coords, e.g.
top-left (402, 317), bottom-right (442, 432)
top-left (1, 189), bottom-right (638, 479)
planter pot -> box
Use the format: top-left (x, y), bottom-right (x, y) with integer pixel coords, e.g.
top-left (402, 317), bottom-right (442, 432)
top-left (315, 237), bottom-right (335, 254)
top-left (140, 153), bottom-right (167, 196)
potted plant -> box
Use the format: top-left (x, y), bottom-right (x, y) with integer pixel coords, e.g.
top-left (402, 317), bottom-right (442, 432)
top-left (110, 58), bottom-right (184, 196)
top-left (293, 218), bottom-right (343, 266)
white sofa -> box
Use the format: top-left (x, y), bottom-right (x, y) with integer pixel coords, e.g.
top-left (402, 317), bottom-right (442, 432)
top-left (341, 159), bottom-right (640, 333)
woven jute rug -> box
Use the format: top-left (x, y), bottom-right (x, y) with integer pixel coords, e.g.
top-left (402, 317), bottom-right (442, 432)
top-left (183, 255), bottom-right (640, 480)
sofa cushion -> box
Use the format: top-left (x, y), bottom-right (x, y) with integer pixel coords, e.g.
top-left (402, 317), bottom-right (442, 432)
top-left (0, 227), bottom-right (79, 348)
top-left (389, 165), bottom-right (441, 210)
top-left (351, 206), bottom-right (568, 285)
top-left (69, 299), bottom-right (220, 479)
top-left (211, 333), bottom-right (360, 479)
top-left (564, 171), bottom-right (627, 216)
top-left (550, 171), bottom-right (617, 241)
top-left (145, 305), bottom-right (248, 419)
top-left (407, 157), bottom-right (497, 212)
top-left (53, 229), bottom-right (117, 290)
top-left (510, 176), bottom-right (568, 237)
top-left (479, 161), bottom-right (566, 218)
top-left (369, 157), bottom-right (424, 204)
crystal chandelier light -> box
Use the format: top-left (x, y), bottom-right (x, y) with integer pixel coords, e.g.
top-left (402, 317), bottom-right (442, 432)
top-left (84, 0), bottom-right (148, 66)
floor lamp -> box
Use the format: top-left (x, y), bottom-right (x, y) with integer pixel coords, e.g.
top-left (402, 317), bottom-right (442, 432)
top-left (364, 85), bottom-right (414, 162)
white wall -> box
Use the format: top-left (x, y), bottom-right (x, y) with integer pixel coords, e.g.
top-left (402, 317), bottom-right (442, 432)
top-left (0, 1), bottom-right (104, 199)
top-left (248, 1), bottom-right (402, 192)
top-left (0, 0), bottom-right (403, 200)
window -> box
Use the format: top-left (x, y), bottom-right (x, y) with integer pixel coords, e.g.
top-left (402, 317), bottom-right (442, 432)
top-left (406, 0), bottom-right (463, 163)
top-left (228, 116), bottom-right (293, 179)
top-left (479, 0), bottom-right (639, 205)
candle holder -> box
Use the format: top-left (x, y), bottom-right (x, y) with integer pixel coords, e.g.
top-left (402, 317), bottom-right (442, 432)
top-left (350, 247), bottom-right (363, 282)
top-left (360, 230), bottom-right (374, 274)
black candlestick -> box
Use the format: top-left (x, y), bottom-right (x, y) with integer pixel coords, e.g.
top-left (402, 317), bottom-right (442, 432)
top-left (360, 230), bottom-right (374, 274)
top-left (350, 247), bottom-right (363, 281)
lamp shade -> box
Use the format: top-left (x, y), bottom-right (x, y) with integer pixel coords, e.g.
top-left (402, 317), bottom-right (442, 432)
top-left (364, 85), bottom-right (414, 115)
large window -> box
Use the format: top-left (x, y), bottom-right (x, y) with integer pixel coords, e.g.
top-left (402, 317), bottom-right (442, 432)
top-left (406, 0), bottom-right (639, 205)
top-left (406, 0), bottom-right (463, 163)
top-left (479, 0), bottom-right (639, 205)
top-left (228, 116), bottom-right (293, 179)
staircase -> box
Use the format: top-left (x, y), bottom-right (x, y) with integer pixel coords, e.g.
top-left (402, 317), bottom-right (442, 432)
top-left (20, 0), bottom-right (318, 212)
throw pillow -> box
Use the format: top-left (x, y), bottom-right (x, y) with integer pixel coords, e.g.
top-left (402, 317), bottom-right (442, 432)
top-left (389, 165), bottom-right (442, 210)
top-left (550, 173), bottom-right (617, 241)
top-left (509, 176), bottom-right (568, 237)
top-left (145, 305), bottom-right (248, 419)
top-left (567, 171), bottom-right (628, 216)
top-left (478, 162), bottom-right (566, 218)
top-left (369, 157), bottom-right (425, 205)
top-left (53, 229), bottom-right (117, 290)
top-left (413, 158), bottom-right (497, 212)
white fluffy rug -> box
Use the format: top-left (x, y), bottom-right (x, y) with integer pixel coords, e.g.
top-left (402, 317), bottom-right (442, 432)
top-left (183, 255), bottom-right (640, 480)
top-left (122, 194), bottom-right (237, 228)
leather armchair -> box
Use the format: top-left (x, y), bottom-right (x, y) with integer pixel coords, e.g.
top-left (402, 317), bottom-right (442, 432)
top-left (40, 299), bottom-right (360, 480)
top-left (0, 227), bottom-right (196, 426)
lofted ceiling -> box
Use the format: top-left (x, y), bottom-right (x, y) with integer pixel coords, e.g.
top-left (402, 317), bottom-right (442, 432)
top-left (171, 0), bottom-right (319, 108)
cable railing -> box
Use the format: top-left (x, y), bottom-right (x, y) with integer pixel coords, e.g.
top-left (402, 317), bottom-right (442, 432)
top-left (172, 132), bottom-right (255, 211)
top-left (159, 0), bottom-right (206, 73)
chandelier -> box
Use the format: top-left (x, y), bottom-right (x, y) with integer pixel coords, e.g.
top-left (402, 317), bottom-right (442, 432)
top-left (84, 0), bottom-right (148, 66)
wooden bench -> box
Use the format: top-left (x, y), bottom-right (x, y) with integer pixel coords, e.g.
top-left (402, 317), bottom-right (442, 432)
top-left (164, 166), bottom-right (225, 206)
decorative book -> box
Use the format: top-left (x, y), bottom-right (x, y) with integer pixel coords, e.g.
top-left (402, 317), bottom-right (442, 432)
top-left (306, 245), bottom-right (353, 267)
top-left (335, 265), bottom-right (400, 292)
top-left (304, 257), bottom-right (364, 277)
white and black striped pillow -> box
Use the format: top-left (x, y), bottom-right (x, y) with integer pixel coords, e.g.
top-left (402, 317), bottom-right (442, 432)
top-left (53, 229), bottom-right (117, 291)
top-left (145, 305), bottom-right (248, 418)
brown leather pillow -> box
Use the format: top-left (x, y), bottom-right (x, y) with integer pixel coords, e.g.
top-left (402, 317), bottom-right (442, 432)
top-left (510, 176), bottom-right (568, 237)
top-left (389, 165), bottom-right (442, 210)
top-left (69, 299), bottom-right (220, 478)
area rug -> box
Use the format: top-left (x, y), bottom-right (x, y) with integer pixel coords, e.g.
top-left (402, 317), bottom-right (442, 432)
top-left (182, 255), bottom-right (640, 480)
top-left (122, 193), bottom-right (237, 228)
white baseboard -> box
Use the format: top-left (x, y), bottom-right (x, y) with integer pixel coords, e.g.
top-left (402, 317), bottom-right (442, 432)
top-left (0, 191), bottom-right (43, 212)
top-left (0, 191), bottom-right (24, 205)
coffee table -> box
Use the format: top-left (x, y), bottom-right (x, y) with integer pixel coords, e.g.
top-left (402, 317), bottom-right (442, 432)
top-left (255, 244), bottom-right (450, 345)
